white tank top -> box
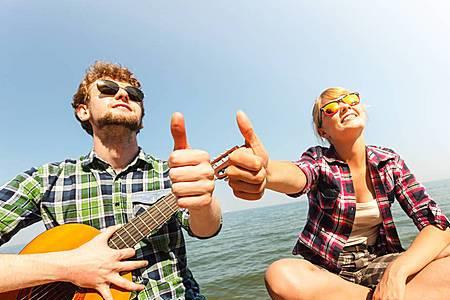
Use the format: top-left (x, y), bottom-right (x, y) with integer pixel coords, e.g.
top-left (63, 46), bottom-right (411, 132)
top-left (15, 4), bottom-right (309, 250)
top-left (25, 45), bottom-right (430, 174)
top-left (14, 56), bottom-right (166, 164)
top-left (345, 200), bottom-right (383, 247)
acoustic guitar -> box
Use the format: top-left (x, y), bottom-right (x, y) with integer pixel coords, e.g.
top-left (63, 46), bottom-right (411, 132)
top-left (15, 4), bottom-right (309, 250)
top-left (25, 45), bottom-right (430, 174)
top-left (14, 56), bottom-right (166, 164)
top-left (1, 146), bottom-right (239, 300)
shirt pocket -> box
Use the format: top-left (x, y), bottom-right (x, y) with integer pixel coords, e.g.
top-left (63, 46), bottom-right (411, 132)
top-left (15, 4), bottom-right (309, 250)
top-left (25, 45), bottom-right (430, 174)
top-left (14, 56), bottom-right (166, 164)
top-left (317, 178), bottom-right (340, 210)
top-left (130, 188), bottom-right (172, 217)
top-left (381, 170), bottom-right (396, 204)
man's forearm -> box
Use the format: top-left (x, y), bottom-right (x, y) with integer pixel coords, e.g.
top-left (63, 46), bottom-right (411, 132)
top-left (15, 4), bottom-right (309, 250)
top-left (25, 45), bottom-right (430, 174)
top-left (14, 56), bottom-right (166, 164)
top-left (0, 252), bottom-right (70, 292)
top-left (188, 196), bottom-right (222, 238)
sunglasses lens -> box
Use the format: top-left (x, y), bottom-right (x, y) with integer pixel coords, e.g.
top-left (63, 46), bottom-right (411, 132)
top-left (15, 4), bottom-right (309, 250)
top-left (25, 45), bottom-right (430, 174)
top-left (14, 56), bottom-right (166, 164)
top-left (322, 102), bottom-right (340, 116)
top-left (343, 94), bottom-right (360, 106)
top-left (97, 80), bottom-right (144, 102)
top-left (125, 87), bottom-right (144, 102)
top-left (97, 80), bottom-right (119, 95)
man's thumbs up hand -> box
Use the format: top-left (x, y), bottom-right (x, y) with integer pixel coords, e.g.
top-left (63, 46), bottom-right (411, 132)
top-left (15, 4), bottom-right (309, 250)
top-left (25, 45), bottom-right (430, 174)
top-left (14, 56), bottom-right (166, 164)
top-left (169, 113), bottom-right (214, 210)
top-left (170, 112), bottom-right (190, 151)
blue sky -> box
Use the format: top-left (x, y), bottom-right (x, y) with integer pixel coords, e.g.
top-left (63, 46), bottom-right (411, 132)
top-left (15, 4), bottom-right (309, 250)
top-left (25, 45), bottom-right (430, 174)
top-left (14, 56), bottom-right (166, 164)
top-left (1, 1), bottom-right (450, 246)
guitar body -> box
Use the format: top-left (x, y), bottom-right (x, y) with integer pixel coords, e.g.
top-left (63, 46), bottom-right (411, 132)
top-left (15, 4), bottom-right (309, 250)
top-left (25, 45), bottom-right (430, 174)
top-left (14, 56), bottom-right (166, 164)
top-left (1, 223), bottom-right (131, 300)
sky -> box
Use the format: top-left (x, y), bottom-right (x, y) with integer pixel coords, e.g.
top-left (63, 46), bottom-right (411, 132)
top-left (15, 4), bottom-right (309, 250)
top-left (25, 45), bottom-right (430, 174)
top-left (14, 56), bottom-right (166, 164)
top-left (1, 1), bottom-right (450, 247)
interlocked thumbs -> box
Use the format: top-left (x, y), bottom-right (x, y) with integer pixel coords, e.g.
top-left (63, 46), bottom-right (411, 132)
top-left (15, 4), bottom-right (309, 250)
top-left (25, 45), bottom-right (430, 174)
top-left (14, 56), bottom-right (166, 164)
top-left (170, 112), bottom-right (190, 151)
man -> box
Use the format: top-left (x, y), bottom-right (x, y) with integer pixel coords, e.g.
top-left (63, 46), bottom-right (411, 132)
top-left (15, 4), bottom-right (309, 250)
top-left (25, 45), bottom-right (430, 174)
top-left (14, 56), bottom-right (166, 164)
top-left (0, 61), bottom-right (222, 300)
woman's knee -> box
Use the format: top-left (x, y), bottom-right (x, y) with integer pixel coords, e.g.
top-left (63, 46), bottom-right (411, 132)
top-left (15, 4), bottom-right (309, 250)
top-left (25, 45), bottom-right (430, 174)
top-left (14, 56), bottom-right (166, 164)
top-left (436, 243), bottom-right (450, 259)
top-left (265, 259), bottom-right (320, 300)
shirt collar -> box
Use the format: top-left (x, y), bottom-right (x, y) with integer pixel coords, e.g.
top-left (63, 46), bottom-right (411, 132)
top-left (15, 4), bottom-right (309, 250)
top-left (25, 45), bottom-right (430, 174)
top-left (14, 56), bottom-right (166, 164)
top-left (81, 147), bottom-right (153, 171)
top-left (366, 145), bottom-right (397, 167)
top-left (322, 145), bottom-right (396, 167)
top-left (322, 145), bottom-right (340, 164)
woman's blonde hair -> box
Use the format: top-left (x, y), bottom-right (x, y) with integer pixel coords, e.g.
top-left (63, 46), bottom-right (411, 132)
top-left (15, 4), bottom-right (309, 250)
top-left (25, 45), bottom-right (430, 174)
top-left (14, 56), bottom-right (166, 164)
top-left (312, 87), bottom-right (351, 143)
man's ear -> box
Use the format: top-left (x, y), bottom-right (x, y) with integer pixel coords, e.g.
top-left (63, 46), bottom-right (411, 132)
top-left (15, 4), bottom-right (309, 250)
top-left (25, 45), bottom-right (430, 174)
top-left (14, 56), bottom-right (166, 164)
top-left (75, 104), bottom-right (90, 122)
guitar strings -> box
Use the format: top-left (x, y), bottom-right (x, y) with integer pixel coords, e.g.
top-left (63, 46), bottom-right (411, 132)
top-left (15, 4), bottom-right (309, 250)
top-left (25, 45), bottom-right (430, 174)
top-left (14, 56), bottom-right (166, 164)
top-left (18, 283), bottom-right (58, 300)
top-left (109, 196), bottom-right (177, 248)
top-left (18, 281), bottom-right (75, 300)
top-left (109, 193), bottom-right (178, 249)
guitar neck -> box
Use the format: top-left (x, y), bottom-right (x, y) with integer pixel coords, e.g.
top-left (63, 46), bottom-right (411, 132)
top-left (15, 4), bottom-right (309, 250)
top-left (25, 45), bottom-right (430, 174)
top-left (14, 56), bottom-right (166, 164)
top-left (108, 193), bottom-right (178, 249)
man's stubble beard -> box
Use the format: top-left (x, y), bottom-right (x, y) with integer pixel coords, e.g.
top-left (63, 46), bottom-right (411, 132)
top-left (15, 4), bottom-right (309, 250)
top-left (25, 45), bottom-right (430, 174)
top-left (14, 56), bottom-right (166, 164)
top-left (96, 111), bottom-right (143, 133)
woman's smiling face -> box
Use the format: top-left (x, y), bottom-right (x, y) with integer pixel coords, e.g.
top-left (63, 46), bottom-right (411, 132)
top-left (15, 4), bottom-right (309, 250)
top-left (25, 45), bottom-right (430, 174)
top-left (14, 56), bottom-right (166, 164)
top-left (314, 88), bottom-right (367, 143)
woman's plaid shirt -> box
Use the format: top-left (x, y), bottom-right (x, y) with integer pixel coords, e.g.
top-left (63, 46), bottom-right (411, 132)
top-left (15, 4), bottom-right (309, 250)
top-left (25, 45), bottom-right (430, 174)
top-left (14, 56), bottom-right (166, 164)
top-left (290, 145), bottom-right (449, 273)
top-left (0, 149), bottom-right (212, 300)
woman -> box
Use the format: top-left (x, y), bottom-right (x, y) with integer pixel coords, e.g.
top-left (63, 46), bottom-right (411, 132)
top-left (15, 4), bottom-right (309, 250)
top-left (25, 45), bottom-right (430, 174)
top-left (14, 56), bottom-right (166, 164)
top-left (226, 88), bottom-right (450, 300)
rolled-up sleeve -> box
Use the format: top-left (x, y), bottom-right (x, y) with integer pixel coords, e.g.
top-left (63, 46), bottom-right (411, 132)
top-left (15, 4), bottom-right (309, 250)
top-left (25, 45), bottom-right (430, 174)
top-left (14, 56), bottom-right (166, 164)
top-left (288, 147), bottom-right (321, 198)
top-left (0, 168), bottom-right (43, 246)
top-left (394, 157), bottom-right (449, 231)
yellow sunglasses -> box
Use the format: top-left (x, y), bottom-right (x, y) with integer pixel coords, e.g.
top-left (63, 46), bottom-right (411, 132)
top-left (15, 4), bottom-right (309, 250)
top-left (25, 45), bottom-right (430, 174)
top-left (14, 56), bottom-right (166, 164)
top-left (318, 92), bottom-right (360, 128)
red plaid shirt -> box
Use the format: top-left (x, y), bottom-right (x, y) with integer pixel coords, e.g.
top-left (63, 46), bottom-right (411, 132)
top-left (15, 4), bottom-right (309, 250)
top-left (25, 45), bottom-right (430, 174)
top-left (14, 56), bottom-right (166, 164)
top-left (290, 145), bottom-right (449, 272)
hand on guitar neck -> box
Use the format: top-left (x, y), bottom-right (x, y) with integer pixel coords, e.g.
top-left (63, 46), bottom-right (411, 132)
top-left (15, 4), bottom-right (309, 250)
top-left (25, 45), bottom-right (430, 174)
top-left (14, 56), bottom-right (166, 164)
top-left (168, 112), bottom-right (222, 238)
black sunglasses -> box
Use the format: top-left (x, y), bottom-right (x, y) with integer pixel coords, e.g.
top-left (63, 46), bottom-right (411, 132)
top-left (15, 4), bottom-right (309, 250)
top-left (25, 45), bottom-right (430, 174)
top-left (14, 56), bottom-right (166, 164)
top-left (96, 79), bottom-right (144, 102)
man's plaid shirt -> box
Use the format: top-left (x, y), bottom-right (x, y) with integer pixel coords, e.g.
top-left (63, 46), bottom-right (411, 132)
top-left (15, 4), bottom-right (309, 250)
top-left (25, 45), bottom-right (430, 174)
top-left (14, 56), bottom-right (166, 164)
top-left (290, 145), bottom-right (449, 273)
top-left (0, 149), bottom-right (211, 300)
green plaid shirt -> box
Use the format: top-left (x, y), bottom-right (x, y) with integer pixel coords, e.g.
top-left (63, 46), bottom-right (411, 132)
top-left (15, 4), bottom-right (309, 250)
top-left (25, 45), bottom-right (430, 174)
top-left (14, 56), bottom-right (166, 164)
top-left (0, 149), bottom-right (211, 300)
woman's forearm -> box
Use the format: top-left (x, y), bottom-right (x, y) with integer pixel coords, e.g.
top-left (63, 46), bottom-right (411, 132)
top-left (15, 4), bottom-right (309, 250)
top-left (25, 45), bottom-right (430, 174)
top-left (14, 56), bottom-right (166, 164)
top-left (266, 160), bottom-right (307, 194)
top-left (388, 225), bottom-right (450, 279)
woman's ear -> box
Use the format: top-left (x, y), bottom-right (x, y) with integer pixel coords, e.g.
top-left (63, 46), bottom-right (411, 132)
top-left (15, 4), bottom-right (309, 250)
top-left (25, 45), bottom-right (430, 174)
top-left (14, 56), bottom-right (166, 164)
top-left (76, 104), bottom-right (90, 122)
top-left (318, 128), bottom-right (327, 138)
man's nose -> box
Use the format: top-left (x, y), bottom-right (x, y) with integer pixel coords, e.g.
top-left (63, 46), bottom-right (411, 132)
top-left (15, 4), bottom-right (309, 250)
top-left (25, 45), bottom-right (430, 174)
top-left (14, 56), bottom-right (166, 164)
top-left (115, 87), bottom-right (130, 102)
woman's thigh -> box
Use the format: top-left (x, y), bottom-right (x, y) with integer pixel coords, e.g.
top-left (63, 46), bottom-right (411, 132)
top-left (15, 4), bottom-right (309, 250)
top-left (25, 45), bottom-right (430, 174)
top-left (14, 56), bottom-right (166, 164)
top-left (404, 256), bottom-right (450, 300)
top-left (264, 246), bottom-right (450, 300)
top-left (265, 258), bottom-right (371, 300)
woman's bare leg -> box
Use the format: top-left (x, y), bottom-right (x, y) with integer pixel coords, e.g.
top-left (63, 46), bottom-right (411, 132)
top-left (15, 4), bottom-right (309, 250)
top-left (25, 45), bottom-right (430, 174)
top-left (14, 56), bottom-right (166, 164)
top-left (265, 246), bottom-right (450, 300)
top-left (265, 258), bottom-right (371, 300)
top-left (404, 249), bottom-right (450, 300)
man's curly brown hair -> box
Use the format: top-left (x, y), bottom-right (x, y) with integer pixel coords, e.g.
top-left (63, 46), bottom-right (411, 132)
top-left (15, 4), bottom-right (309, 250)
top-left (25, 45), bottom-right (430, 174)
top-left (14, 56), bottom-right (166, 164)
top-left (72, 61), bottom-right (145, 136)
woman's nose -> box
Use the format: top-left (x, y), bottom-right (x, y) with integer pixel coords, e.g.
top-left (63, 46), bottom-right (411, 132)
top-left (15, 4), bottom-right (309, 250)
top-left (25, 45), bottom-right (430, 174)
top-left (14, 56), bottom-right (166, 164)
top-left (339, 101), bottom-right (351, 112)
